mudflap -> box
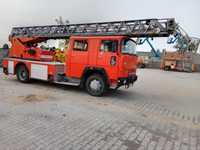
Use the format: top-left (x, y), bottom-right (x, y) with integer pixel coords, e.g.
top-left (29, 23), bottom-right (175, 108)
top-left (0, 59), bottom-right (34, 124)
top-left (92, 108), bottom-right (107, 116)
top-left (115, 74), bottom-right (138, 90)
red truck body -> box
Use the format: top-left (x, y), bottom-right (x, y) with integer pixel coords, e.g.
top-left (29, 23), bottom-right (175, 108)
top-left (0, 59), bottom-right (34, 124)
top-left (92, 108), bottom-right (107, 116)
top-left (3, 35), bottom-right (138, 96)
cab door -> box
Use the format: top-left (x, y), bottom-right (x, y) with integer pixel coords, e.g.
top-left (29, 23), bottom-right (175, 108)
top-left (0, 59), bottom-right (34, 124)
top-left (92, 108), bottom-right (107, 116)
top-left (97, 40), bottom-right (119, 80)
top-left (69, 39), bottom-right (89, 78)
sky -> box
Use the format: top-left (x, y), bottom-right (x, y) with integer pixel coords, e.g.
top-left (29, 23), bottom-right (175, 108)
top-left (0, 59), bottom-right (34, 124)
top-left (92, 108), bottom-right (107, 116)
top-left (0, 0), bottom-right (199, 52)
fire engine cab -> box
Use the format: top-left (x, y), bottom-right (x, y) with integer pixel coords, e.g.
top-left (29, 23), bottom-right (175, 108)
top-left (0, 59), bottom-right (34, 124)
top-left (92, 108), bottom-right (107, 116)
top-left (2, 18), bottom-right (176, 96)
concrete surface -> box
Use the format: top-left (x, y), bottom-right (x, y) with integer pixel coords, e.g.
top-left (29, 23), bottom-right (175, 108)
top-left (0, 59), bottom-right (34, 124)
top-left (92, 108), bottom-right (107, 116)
top-left (134, 69), bottom-right (200, 116)
top-left (0, 68), bottom-right (200, 150)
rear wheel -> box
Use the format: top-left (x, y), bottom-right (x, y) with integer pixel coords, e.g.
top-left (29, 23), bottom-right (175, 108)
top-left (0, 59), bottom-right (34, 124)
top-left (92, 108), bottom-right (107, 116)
top-left (85, 74), bottom-right (107, 96)
top-left (16, 65), bottom-right (30, 83)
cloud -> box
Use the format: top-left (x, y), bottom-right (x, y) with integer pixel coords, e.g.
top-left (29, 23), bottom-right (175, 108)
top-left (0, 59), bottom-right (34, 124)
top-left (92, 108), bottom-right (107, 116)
top-left (0, 0), bottom-right (199, 48)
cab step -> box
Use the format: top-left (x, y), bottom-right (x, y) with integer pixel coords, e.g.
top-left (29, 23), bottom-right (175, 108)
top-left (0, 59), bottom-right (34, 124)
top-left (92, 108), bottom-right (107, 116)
top-left (54, 81), bottom-right (80, 86)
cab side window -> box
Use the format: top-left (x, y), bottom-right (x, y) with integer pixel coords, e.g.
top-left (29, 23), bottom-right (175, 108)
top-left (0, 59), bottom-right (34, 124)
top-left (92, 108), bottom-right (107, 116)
top-left (100, 40), bottom-right (118, 52)
top-left (73, 40), bottom-right (88, 51)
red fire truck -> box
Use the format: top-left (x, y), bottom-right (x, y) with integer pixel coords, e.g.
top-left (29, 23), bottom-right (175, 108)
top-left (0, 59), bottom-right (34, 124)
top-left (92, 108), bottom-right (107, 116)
top-left (2, 18), bottom-right (176, 96)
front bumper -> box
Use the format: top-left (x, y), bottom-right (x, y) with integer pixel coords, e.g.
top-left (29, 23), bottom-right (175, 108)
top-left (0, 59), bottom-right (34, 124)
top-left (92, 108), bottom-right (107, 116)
top-left (117, 74), bottom-right (138, 89)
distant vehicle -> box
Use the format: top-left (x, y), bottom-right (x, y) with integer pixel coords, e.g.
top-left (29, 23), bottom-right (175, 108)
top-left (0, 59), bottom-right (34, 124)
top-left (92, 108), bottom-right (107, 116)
top-left (137, 56), bottom-right (146, 68)
top-left (161, 51), bottom-right (200, 72)
top-left (161, 24), bottom-right (200, 72)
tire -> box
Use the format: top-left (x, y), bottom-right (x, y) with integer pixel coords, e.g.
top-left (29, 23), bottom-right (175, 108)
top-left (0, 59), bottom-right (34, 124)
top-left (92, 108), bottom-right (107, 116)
top-left (85, 74), bottom-right (107, 96)
top-left (16, 65), bottom-right (30, 83)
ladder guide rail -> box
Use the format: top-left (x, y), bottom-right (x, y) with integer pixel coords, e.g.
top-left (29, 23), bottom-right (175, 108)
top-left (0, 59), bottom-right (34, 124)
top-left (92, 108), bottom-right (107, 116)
top-left (10, 18), bottom-right (176, 38)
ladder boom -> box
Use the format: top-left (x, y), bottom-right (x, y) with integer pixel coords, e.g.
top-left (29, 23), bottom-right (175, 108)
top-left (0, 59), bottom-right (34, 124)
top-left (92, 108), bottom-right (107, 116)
top-left (10, 18), bottom-right (176, 38)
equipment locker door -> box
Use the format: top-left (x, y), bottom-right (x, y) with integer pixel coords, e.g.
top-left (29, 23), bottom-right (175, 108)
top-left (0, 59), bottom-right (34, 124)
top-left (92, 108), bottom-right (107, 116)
top-left (69, 39), bottom-right (89, 78)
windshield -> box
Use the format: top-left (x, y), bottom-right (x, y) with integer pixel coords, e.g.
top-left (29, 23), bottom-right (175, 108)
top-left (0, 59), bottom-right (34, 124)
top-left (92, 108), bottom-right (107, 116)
top-left (122, 39), bottom-right (137, 55)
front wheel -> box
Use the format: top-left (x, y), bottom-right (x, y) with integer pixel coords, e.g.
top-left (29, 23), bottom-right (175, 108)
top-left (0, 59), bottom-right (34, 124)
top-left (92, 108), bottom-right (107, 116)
top-left (85, 74), bottom-right (107, 96)
top-left (16, 65), bottom-right (30, 83)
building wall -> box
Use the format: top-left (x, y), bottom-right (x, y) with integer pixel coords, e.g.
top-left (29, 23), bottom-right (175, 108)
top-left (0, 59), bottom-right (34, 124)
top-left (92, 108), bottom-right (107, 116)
top-left (147, 60), bottom-right (161, 69)
top-left (192, 53), bottom-right (200, 64)
top-left (196, 65), bottom-right (200, 72)
top-left (0, 50), bottom-right (2, 67)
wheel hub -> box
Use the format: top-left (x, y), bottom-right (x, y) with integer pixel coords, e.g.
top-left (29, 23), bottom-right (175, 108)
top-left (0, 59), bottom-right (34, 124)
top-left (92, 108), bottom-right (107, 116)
top-left (90, 80), bottom-right (101, 91)
top-left (21, 71), bottom-right (25, 78)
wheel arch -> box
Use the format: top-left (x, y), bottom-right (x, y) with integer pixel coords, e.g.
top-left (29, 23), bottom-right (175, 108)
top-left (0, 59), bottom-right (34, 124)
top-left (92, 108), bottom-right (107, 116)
top-left (15, 62), bottom-right (29, 75)
top-left (80, 67), bottom-right (109, 88)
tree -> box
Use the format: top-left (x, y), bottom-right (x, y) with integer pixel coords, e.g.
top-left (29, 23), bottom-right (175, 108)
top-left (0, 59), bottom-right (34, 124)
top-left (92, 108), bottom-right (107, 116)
top-left (55, 16), bottom-right (70, 25)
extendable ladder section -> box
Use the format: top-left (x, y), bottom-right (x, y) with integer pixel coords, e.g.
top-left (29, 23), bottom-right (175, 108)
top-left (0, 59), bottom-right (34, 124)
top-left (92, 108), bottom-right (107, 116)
top-left (10, 18), bottom-right (176, 38)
